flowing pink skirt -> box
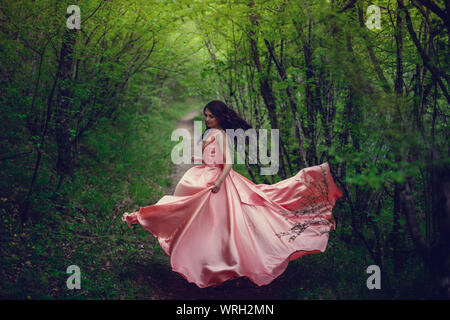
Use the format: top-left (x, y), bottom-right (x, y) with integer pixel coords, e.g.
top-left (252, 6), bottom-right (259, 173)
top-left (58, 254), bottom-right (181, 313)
top-left (122, 160), bottom-right (342, 289)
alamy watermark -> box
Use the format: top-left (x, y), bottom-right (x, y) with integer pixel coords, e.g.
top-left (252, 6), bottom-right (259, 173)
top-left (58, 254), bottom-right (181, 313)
top-left (66, 265), bottom-right (81, 289)
top-left (171, 121), bottom-right (279, 175)
top-left (366, 5), bottom-right (381, 30)
top-left (66, 5), bottom-right (81, 30)
top-left (366, 265), bottom-right (381, 290)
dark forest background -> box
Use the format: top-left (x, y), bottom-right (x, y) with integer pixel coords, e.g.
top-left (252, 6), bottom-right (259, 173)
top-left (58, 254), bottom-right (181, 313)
top-left (0, 0), bottom-right (449, 299)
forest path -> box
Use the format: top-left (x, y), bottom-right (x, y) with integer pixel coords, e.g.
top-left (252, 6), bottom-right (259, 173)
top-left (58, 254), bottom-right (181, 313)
top-left (138, 108), bottom-right (296, 300)
top-left (165, 108), bottom-right (201, 196)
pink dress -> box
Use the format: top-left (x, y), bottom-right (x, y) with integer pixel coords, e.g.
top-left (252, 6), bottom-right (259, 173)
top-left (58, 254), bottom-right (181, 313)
top-left (122, 128), bottom-right (342, 288)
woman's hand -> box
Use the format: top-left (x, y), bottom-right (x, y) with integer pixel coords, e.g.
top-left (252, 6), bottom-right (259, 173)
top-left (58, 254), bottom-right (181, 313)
top-left (209, 179), bottom-right (223, 193)
top-left (122, 212), bottom-right (133, 228)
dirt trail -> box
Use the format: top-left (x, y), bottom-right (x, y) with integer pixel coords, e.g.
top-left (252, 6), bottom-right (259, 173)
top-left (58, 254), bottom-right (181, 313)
top-left (166, 108), bottom-right (202, 196)
top-left (139, 109), bottom-right (293, 300)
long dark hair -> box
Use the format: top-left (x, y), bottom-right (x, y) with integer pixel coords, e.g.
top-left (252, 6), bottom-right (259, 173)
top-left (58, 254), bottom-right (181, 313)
top-left (200, 100), bottom-right (252, 142)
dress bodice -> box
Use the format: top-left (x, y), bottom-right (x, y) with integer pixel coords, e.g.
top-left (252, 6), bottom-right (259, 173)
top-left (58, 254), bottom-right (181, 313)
top-left (201, 129), bottom-right (227, 168)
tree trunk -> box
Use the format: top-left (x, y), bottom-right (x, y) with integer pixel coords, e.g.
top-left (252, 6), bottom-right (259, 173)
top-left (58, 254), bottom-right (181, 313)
top-left (248, 0), bottom-right (287, 178)
top-left (55, 27), bottom-right (78, 180)
top-left (264, 38), bottom-right (308, 169)
top-left (393, 0), bottom-right (405, 274)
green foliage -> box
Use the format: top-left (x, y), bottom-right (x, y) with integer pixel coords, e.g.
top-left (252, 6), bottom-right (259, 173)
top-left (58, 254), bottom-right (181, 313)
top-left (0, 91), bottom-right (200, 298)
top-left (1, 0), bottom-right (448, 299)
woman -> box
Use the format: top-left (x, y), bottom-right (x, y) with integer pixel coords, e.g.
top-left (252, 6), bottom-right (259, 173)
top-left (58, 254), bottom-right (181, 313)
top-left (122, 100), bottom-right (342, 289)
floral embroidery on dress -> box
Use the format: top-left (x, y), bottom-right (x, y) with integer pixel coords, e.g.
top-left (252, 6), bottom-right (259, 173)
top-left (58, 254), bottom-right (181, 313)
top-left (274, 164), bottom-right (336, 242)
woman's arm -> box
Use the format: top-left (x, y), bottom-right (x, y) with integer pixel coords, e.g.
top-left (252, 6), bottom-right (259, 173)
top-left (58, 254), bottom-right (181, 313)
top-left (216, 163), bottom-right (232, 184)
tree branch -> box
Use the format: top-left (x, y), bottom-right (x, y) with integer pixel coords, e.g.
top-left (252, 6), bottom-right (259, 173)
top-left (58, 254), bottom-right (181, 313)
top-left (398, 0), bottom-right (450, 103)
